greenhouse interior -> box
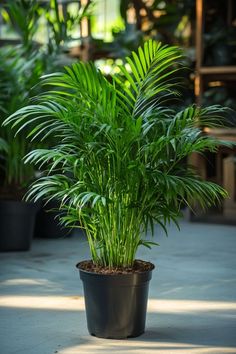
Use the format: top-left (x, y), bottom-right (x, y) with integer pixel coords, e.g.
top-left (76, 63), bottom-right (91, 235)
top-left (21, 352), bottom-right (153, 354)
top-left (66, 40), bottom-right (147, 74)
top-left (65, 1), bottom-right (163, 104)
top-left (0, 1), bottom-right (236, 354)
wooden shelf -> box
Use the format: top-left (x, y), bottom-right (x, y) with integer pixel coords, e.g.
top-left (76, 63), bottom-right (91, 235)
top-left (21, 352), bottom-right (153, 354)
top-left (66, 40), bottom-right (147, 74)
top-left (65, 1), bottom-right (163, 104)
top-left (193, 1), bottom-right (236, 222)
top-left (195, 0), bottom-right (236, 103)
top-left (199, 66), bottom-right (236, 75)
top-left (203, 128), bottom-right (236, 142)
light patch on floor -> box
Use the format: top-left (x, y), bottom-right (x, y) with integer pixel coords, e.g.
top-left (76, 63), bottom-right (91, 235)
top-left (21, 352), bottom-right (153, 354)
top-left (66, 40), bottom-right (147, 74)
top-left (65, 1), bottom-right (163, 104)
top-left (0, 278), bottom-right (54, 286)
top-left (0, 295), bottom-right (85, 310)
top-left (148, 299), bottom-right (236, 314)
top-left (58, 341), bottom-right (236, 354)
top-left (0, 296), bottom-right (236, 314)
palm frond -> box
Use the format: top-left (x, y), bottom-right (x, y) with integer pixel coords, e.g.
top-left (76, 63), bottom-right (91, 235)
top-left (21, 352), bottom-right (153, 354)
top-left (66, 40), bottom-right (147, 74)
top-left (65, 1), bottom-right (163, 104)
top-left (114, 39), bottom-right (184, 117)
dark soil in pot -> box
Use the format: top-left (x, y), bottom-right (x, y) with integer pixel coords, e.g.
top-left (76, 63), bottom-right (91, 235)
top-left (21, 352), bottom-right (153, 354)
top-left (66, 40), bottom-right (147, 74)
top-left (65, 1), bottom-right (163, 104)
top-left (77, 260), bottom-right (154, 339)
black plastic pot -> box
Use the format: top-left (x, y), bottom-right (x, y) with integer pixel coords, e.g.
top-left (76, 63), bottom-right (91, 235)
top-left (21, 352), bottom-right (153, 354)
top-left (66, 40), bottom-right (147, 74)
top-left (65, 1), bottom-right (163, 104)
top-left (77, 261), bottom-right (154, 339)
top-left (0, 200), bottom-right (37, 252)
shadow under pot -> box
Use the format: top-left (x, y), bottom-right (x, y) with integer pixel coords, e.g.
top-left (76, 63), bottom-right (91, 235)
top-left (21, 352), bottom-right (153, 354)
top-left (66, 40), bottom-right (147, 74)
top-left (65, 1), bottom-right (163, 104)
top-left (0, 200), bottom-right (37, 252)
top-left (77, 260), bottom-right (154, 339)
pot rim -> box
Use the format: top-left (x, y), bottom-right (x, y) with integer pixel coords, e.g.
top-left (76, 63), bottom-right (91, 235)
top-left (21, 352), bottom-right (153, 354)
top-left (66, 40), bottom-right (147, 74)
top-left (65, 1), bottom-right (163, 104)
top-left (76, 259), bottom-right (155, 276)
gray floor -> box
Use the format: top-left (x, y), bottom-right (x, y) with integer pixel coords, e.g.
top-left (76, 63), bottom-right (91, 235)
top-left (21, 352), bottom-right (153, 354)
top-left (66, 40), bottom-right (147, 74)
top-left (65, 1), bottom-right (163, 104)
top-left (0, 220), bottom-right (236, 354)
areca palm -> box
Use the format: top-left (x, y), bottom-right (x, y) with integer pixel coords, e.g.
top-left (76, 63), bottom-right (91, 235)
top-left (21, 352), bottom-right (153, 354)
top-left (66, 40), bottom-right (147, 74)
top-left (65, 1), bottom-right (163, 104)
top-left (4, 40), bottom-right (231, 267)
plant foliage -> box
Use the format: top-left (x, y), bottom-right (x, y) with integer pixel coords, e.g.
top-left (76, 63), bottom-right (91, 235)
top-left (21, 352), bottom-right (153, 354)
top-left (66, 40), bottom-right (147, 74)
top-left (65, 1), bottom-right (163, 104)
top-left (0, 46), bottom-right (44, 191)
top-left (4, 40), bottom-right (231, 266)
top-left (0, 0), bottom-right (92, 197)
top-left (1, 0), bottom-right (41, 50)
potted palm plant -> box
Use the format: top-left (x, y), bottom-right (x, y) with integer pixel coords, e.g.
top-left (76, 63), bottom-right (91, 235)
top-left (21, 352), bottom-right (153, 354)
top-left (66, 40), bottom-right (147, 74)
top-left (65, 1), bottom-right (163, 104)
top-left (4, 40), bottom-right (231, 337)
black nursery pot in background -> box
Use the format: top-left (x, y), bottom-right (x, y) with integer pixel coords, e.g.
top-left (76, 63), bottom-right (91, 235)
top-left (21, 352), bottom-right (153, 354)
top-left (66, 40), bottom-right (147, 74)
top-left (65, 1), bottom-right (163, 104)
top-left (77, 262), bottom-right (154, 339)
top-left (34, 200), bottom-right (72, 238)
top-left (0, 200), bottom-right (37, 251)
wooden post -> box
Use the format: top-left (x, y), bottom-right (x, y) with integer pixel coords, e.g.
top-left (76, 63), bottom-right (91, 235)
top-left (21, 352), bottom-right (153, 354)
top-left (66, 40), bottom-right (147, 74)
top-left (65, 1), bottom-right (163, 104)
top-left (195, 0), bottom-right (204, 105)
top-left (223, 155), bottom-right (236, 217)
top-left (80, 0), bottom-right (91, 61)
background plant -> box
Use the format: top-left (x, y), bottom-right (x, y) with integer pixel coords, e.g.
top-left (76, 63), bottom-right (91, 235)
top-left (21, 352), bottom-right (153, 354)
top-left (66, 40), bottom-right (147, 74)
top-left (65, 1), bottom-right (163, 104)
top-left (0, 46), bottom-right (45, 197)
top-left (1, 0), bottom-right (41, 51)
top-left (45, 0), bottom-right (93, 55)
top-left (5, 40), bottom-right (231, 266)
top-left (0, 0), bottom-right (93, 198)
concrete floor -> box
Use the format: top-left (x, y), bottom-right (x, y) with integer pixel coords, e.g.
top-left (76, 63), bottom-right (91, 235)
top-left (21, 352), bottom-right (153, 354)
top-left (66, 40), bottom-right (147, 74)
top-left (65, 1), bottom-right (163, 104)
top-left (0, 220), bottom-right (236, 354)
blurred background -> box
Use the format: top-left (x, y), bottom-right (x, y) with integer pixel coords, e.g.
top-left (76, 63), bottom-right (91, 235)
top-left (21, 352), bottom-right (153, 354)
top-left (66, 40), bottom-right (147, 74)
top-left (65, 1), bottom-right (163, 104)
top-left (0, 0), bottom-right (236, 227)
